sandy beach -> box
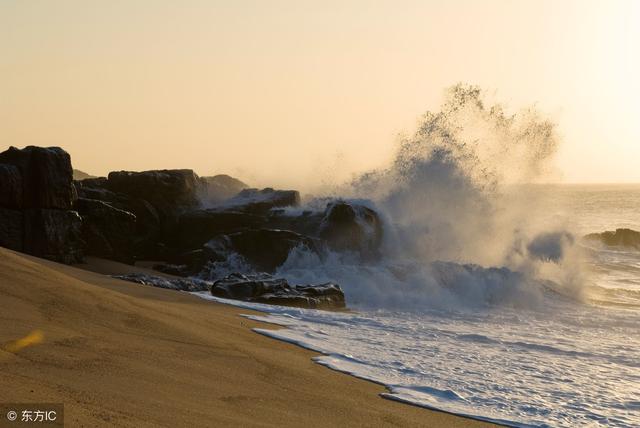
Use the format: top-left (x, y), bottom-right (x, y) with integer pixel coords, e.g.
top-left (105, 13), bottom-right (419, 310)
top-left (0, 247), bottom-right (492, 427)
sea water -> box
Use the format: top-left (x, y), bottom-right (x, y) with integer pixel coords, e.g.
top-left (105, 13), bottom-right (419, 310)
top-left (195, 186), bottom-right (640, 427)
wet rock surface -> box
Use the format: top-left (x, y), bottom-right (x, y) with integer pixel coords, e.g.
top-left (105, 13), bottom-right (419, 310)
top-left (112, 272), bottom-right (345, 309)
top-left (205, 229), bottom-right (319, 273)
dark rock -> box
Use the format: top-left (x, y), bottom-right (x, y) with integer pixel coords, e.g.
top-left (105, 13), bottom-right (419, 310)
top-left (584, 228), bottom-right (640, 249)
top-left (200, 174), bottom-right (249, 204)
top-left (172, 209), bottom-right (266, 250)
top-left (0, 164), bottom-right (23, 208)
top-left (0, 208), bottom-right (23, 251)
top-left (76, 198), bottom-right (137, 263)
top-left (75, 178), bottom-right (118, 202)
top-left (206, 229), bottom-right (318, 273)
top-left (107, 169), bottom-right (203, 214)
top-left (112, 273), bottom-right (211, 292)
top-left (0, 146), bottom-right (75, 209)
top-left (23, 209), bottom-right (84, 264)
top-left (319, 201), bottom-right (383, 257)
top-left (224, 188), bottom-right (300, 214)
top-left (211, 273), bottom-right (345, 309)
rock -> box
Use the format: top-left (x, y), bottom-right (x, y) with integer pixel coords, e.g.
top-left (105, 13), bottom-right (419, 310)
top-left (200, 174), bottom-right (249, 205)
top-left (0, 164), bottom-right (23, 208)
top-left (0, 146), bottom-right (75, 209)
top-left (112, 273), bottom-right (211, 292)
top-left (23, 209), bottom-right (84, 264)
top-left (584, 228), bottom-right (640, 249)
top-left (223, 188), bottom-right (300, 214)
top-left (76, 198), bottom-right (137, 263)
top-left (319, 201), bottom-right (383, 257)
top-left (107, 169), bottom-right (203, 214)
top-left (172, 209), bottom-right (266, 250)
top-left (0, 208), bottom-right (23, 251)
top-left (211, 273), bottom-right (345, 309)
top-left (206, 229), bottom-right (318, 273)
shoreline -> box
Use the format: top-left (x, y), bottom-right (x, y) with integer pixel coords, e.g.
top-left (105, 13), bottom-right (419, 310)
top-left (0, 248), bottom-right (494, 427)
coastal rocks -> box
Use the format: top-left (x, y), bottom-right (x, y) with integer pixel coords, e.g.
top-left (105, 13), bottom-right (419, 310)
top-left (0, 146), bottom-right (75, 209)
top-left (107, 169), bottom-right (204, 214)
top-left (112, 273), bottom-right (211, 292)
top-left (584, 228), bottom-right (640, 250)
top-left (211, 273), bottom-right (345, 309)
top-left (200, 174), bottom-right (248, 205)
top-left (0, 146), bottom-right (83, 263)
top-left (76, 198), bottom-right (137, 263)
top-left (224, 188), bottom-right (300, 214)
top-left (319, 201), bottom-right (383, 258)
top-left (0, 208), bottom-right (23, 251)
top-left (23, 209), bottom-right (84, 264)
top-left (205, 229), bottom-right (318, 273)
top-left (173, 209), bottom-right (266, 250)
top-left (0, 164), bottom-right (23, 208)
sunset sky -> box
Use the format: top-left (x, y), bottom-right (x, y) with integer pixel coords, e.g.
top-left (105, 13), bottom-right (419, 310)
top-left (2, 0), bottom-right (639, 188)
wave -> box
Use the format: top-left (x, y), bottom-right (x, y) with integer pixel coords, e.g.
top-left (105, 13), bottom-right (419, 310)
top-left (271, 85), bottom-right (588, 311)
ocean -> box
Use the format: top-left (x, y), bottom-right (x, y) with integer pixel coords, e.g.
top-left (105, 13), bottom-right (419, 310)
top-left (195, 184), bottom-right (640, 427)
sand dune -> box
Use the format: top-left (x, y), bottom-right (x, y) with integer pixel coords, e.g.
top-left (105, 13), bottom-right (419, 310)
top-left (0, 248), bottom-right (492, 427)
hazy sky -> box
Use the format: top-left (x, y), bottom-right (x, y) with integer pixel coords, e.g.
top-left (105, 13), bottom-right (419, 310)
top-left (1, 0), bottom-right (639, 188)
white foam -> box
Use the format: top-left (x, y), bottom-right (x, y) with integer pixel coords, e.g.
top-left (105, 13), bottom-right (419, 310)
top-left (193, 291), bottom-right (640, 427)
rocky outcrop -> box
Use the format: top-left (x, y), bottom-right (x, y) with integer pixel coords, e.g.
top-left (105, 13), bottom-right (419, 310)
top-left (0, 146), bottom-right (83, 263)
top-left (319, 201), bottom-right (383, 258)
top-left (76, 198), bottom-right (137, 263)
top-left (584, 228), bottom-right (640, 250)
top-left (211, 273), bottom-right (345, 309)
top-left (200, 174), bottom-right (248, 204)
top-left (22, 209), bottom-right (84, 264)
top-left (0, 208), bottom-right (23, 251)
top-left (205, 229), bottom-right (318, 273)
top-left (0, 164), bottom-right (23, 208)
top-left (223, 188), bottom-right (300, 214)
top-left (107, 169), bottom-right (203, 215)
top-left (0, 146), bottom-right (75, 209)
top-left (173, 209), bottom-right (266, 250)
top-left (112, 273), bottom-right (211, 292)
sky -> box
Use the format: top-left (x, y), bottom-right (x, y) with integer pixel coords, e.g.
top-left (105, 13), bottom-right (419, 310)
top-left (1, 0), bottom-right (639, 188)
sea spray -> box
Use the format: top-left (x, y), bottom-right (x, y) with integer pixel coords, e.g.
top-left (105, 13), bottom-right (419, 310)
top-left (275, 84), bottom-right (586, 310)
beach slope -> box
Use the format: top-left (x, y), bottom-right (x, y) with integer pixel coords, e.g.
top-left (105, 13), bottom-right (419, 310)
top-left (0, 248), bottom-right (492, 427)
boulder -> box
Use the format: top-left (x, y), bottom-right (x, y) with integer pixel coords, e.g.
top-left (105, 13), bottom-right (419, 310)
top-left (107, 169), bottom-right (203, 215)
top-left (76, 198), bottom-right (137, 263)
top-left (318, 201), bottom-right (383, 258)
top-left (206, 229), bottom-right (318, 273)
top-left (172, 209), bottom-right (266, 250)
top-left (0, 208), bottom-right (23, 251)
top-left (584, 228), bottom-right (640, 250)
top-left (200, 174), bottom-right (248, 205)
top-left (112, 273), bottom-right (211, 292)
top-left (211, 273), bottom-right (345, 309)
top-left (23, 209), bottom-right (84, 264)
top-left (0, 164), bottom-right (23, 208)
top-left (0, 146), bottom-right (75, 209)
top-left (223, 188), bottom-right (300, 214)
